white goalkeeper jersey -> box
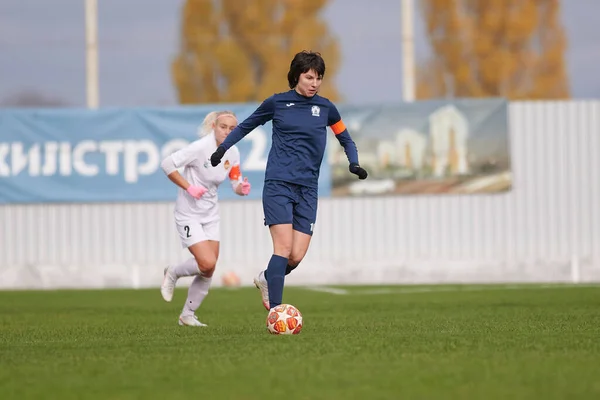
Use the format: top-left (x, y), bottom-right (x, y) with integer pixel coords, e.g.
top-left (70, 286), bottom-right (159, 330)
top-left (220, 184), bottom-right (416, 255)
top-left (170, 132), bottom-right (242, 223)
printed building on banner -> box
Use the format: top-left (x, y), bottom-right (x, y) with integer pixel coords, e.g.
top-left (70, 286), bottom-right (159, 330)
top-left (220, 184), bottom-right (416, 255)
top-left (394, 128), bottom-right (427, 173)
top-left (428, 105), bottom-right (469, 177)
top-left (329, 98), bottom-right (511, 196)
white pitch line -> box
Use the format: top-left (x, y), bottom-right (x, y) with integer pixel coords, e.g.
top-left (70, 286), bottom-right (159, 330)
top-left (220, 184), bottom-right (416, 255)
top-left (301, 284), bottom-right (600, 296)
top-left (300, 286), bottom-right (349, 295)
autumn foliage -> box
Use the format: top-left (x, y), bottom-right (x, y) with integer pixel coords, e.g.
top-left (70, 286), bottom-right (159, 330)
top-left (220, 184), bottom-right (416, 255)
top-left (172, 0), bottom-right (340, 104)
top-left (417, 0), bottom-right (570, 100)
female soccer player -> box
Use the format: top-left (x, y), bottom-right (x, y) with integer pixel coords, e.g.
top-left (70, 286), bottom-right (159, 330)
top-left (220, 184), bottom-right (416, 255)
top-left (210, 51), bottom-right (368, 311)
top-left (160, 110), bottom-right (251, 327)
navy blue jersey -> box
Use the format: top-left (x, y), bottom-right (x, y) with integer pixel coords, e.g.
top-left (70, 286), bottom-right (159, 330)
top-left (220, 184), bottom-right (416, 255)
top-left (220, 90), bottom-right (359, 188)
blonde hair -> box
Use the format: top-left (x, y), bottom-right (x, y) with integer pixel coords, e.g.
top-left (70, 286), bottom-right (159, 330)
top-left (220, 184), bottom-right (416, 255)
top-left (198, 110), bottom-right (237, 137)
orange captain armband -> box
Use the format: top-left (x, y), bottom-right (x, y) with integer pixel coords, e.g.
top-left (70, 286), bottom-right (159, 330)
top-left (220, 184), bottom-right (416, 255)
top-left (229, 164), bottom-right (241, 181)
top-left (330, 120), bottom-right (346, 135)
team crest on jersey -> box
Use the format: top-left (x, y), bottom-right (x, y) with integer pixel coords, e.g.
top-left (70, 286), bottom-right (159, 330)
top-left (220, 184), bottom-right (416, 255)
top-left (311, 105), bottom-right (320, 117)
top-left (224, 160), bottom-right (230, 170)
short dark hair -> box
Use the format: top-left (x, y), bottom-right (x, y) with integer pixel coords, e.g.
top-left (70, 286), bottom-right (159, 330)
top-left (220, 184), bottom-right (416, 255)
top-left (287, 51), bottom-right (326, 89)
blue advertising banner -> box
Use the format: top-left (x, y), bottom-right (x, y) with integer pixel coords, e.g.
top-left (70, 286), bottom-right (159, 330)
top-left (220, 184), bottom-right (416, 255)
top-left (0, 98), bottom-right (508, 204)
top-left (0, 106), bottom-right (331, 204)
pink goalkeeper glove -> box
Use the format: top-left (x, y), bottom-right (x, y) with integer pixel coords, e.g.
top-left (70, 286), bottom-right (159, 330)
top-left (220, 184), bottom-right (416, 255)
top-left (240, 177), bottom-right (251, 195)
top-left (186, 185), bottom-right (207, 199)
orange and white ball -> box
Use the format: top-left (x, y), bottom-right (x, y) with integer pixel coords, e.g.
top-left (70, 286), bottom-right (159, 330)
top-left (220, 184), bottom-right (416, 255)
top-left (266, 304), bottom-right (303, 335)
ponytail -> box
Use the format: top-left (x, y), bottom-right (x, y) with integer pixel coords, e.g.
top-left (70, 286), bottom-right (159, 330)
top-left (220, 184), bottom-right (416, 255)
top-left (198, 111), bottom-right (219, 137)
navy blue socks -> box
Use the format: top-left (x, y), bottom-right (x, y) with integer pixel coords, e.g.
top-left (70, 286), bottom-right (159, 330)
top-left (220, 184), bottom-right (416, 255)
top-left (264, 263), bottom-right (298, 280)
top-left (266, 254), bottom-right (288, 309)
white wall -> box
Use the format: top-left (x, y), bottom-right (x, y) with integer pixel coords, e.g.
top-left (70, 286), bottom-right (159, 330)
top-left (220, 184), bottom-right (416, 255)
top-left (1, 101), bottom-right (599, 289)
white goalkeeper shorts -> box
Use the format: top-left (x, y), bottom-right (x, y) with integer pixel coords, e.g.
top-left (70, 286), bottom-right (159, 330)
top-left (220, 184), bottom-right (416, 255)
top-left (175, 219), bottom-right (220, 248)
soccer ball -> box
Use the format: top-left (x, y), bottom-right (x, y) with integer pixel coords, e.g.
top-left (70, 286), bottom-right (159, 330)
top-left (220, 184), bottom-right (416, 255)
top-left (266, 304), bottom-right (303, 335)
top-left (221, 271), bottom-right (241, 287)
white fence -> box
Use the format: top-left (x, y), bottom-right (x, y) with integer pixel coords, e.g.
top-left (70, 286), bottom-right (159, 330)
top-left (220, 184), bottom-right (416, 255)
top-left (1, 101), bottom-right (599, 289)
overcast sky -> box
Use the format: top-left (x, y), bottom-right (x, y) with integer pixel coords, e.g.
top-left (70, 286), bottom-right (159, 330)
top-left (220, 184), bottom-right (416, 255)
top-left (0, 0), bottom-right (598, 107)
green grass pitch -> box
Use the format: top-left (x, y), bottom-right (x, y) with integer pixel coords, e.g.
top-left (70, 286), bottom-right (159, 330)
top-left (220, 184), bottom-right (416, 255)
top-left (1, 284), bottom-right (599, 399)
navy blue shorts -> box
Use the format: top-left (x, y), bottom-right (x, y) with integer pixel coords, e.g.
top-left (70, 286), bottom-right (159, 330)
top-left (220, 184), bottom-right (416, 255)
top-left (262, 180), bottom-right (318, 236)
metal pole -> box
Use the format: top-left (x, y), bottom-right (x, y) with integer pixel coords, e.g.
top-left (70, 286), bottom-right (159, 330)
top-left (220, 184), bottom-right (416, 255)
top-left (401, 0), bottom-right (416, 102)
top-left (85, 0), bottom-right (99, 109)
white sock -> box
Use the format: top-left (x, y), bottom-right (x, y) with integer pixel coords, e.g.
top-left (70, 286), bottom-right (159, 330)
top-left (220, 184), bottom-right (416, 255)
top-left (172, 257), bottom-right (200, 278)
top-left (181, 275), bottom-right (212, 317)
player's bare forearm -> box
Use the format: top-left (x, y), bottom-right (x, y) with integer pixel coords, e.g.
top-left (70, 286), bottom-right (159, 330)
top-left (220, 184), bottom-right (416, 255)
top-left (167, 170), bottom-right (190, 191)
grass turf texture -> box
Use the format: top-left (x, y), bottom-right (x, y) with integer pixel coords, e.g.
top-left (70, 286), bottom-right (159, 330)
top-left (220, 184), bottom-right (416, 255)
top-left (1, 284), bottom-right (599, 399)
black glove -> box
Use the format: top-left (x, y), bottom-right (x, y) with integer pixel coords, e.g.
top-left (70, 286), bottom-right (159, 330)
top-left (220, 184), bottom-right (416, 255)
top-left (349, 163), bottom-right (368, 180)
top-left (210, 145), bottom-right (226, 167)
